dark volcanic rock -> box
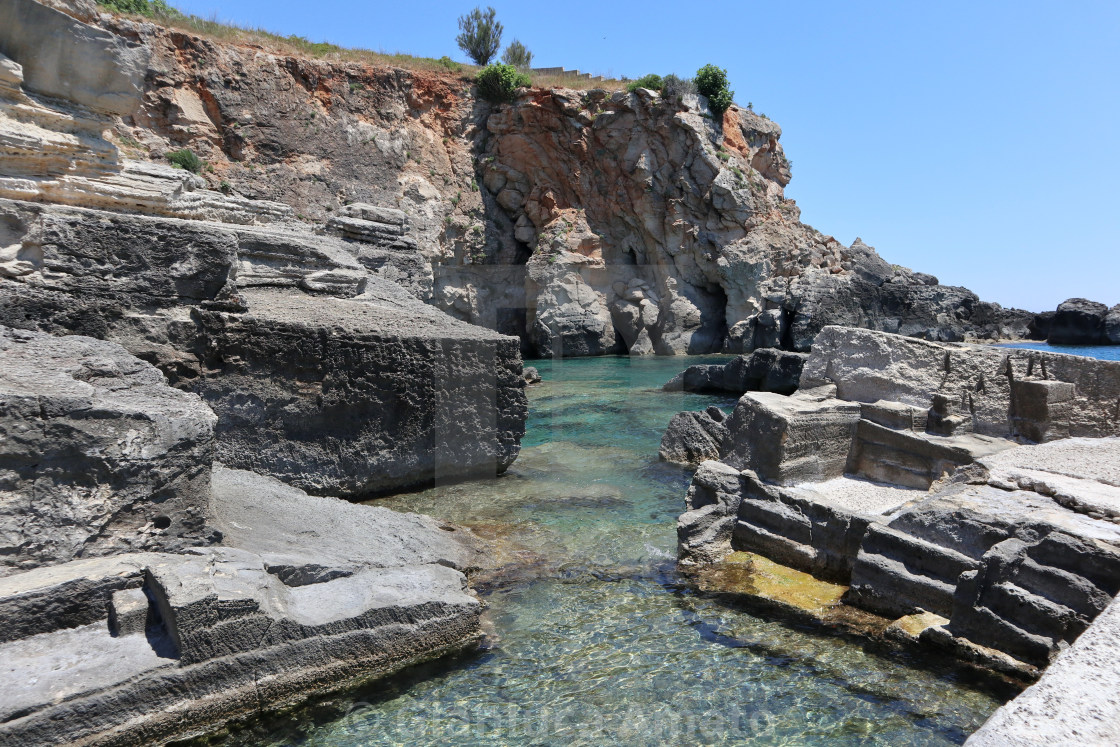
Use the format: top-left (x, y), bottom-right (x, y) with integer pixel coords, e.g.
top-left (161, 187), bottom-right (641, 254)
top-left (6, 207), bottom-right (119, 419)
top-left (0, 326), bottom-right (216, 576)
top-left (1048, 298), bottom-right (1109, 345)
top-left (663, 348), bottom-right (808, 395)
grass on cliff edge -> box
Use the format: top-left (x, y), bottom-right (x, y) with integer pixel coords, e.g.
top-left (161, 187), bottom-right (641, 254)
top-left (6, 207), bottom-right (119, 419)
top-left (94, 0), bottom-right (626, 91)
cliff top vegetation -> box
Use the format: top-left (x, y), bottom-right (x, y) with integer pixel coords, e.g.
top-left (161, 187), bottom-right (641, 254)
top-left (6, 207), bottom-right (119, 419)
top-left (93, 0), bottom-right (629, 91)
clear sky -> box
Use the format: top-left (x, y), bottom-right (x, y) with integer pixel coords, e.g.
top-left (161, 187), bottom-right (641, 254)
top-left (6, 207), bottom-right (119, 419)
top-left (169, 0), bottom-right (1119, 312)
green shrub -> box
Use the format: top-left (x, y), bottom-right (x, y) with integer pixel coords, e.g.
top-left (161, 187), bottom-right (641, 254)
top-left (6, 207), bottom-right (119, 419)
top-left (501, 40), bottom-right (533, 69)
top-left (96, 0), bottom-right (180, 18)
top-left (437, 56), bottom-right (462, 73)
top-left (167, 148), bottom-right (203, 174)
top-left (456, 6), bottom-right (503, 66)
top-left (660, 74), bottom-right (696, 99)
top-left (476, 63), bottom-right (530, 104)
top-left (694, 64), bottom-right (734, 117)
top-left (626, 74), bottom-right (663, 93)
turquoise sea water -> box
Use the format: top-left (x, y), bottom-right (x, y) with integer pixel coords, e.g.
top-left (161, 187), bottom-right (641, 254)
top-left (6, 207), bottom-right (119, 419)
top-left (996, 341), bottom-right (1120, 362)
top-left (258, 356), bottom-right (1008, 746)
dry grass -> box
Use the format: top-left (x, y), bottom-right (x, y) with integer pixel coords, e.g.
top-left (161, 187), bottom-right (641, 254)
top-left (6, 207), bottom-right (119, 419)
top-left (103, 3), bottom-right (625, 91)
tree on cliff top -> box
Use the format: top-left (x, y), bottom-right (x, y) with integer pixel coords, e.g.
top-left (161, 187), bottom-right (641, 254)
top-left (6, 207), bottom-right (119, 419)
top-left (457, 6), bottom-right (503, 66)
top-left (501, 39), bottom-right (533, 69)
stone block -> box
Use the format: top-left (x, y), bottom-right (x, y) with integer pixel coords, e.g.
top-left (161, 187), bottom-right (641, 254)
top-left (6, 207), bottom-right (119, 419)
top-left (721, 392), bottom-right (860, 486)
top-left (1011, 378), bottom-right (1075, 443)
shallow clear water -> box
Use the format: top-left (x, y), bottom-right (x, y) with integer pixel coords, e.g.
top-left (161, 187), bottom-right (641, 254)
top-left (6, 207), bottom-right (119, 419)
top-left (997, 341), bottom-right (1120, 361)
top-left (267, 356), bottom-right (1007, 746)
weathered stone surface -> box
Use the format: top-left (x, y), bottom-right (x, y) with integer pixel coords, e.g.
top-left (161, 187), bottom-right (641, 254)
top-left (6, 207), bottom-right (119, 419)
top-left (965, 594), bottom-right (1120, 746)
top-left (846, 420), bottom-right (1013, 490)
top-left (0, 465), bottom-right (485, 746)
top-left (185, 288), bottom-right (526, 497)
top-left (1106, 304), bottom-right (1120, 345)
top-left (1047, 297), bottom-right (1110, 345)
top-left (0, 326), bottom-right (216, 576)
top-left (801, 326), bottom-right (1120, 439)
top-left (677, 460), bottom-right (745, 564)
top-left (659, 405), bottom-right (728, 466)
top-left (0, 197), bottom-right (528, 498)
top-left (731, 474), bottom-right (917, 583)
top-left (721, 390), bottom-right (860, 485)
top-left (0, 0), bottom-right (147, 115)
top-left (664, 348), bottom-right (807, 395)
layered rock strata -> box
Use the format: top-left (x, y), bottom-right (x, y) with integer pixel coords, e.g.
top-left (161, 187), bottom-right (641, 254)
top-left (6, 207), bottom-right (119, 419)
top-left (0, 2), bottom-right (527, 496)
top-left (22, 6), bottom-right (1037, 358)
top-left (0, 332), bottom-right (485, 745)
top-left (677, 327), bottom-right (1120, 673)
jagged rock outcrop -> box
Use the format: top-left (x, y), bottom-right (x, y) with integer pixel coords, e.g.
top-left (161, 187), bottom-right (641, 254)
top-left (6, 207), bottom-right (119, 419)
top-left (1046, 297), bottom-right (1119, 346)
top-left (45, 10), bottom-right (1037, 357)
top-left (0, 326), bottom-right (216, 576)
top-left (663, 347), bottom-right (807, 395)
top-left (658, 405), bottom-right (728, 466)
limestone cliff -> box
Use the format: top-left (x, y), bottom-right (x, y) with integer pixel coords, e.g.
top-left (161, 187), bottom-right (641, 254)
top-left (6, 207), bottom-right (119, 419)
top-left (59, 12), bottom-right (1036, 357)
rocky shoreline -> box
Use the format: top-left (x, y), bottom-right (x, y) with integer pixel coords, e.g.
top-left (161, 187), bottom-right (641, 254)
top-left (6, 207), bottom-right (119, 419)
top-left (1, 0), bottom-right (1117, 742)
top-left (673, 328), bottom-right (1120, 739)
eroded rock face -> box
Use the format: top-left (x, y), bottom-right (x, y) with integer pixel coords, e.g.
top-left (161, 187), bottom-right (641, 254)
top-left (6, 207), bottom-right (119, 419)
top-left (0, 466), bottom-right (485, 745)
top-left (185, 288), bottom-right (527, 497)
top-left (55, 12), bottom-right (1036, 357)
top-left (802, 326), bottom-right (1120, 439)
top-left (659, 406), bottom-right (728, 466)
top-left (0, 326), bottom-right (216, 576)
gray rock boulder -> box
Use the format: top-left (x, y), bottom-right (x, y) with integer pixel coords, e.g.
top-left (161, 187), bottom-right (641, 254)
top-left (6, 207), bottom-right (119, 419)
top-left (659, 406), bottom-right (728, 466)
top-left (663, 348), bottom-right (807, 395)
top-left (0, 326), bottom-right (216, 576)
top-left (1047, 297), bottom-right (1109, 345)
top-left (180, 288), bottom-right (527, 497)
top-left (721, 389), bottom-right (860, 485)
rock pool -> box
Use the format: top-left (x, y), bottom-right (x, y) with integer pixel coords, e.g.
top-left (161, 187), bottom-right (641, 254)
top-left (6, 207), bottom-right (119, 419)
top-left (261, 356), bottom-right (1009, 745)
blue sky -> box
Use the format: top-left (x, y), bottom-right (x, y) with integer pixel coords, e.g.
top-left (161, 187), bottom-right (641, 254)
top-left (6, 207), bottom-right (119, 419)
top-left (170, 0), bottom-right (1119, 312)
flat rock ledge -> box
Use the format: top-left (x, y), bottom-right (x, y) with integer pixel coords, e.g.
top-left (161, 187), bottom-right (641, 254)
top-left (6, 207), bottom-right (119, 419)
top-left (0, 330), bottom-right (485, 745)
top-left (675, 326), bottom-right (1120, 736)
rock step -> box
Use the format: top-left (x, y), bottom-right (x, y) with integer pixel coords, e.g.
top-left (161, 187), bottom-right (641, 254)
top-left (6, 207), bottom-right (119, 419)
top-left (950, 601), bottom-right (1061, 667)
top-left (847, 524), bottom-right (978, 616)
top-left (846, 550), bottom-right (960, 617)
top-left (732, 519), bottom-right (818, 572)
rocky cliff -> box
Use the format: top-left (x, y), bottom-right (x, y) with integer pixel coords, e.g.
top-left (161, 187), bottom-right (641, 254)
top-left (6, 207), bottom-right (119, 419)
top-left (45, 8), bottom-right (1035, 358)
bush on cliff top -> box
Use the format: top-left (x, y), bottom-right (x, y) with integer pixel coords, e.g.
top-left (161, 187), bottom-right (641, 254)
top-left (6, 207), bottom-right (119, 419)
top-left (695, 64), bottom-right (734, 117)
top-left (476, 63), bottom-right (530, 104)
top-left (626, 74), bottom-right (663, 94)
